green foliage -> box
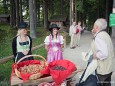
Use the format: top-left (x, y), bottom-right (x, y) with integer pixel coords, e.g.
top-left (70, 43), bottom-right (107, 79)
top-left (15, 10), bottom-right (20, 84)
top-left (67, 36), bottom-right (70, 45)
top-left (33, 47), bottom-right (47, 58)
top-left (0, 6), bottom-right (4, 14)
top-left (0, 24), bottom-right (16, 58)
top-left (32, 27), bottom-right (49, 46)
top-left (0, 0), bottom-right (10, 14)
top-left (0, 60), bottom-right (13, 86)
top-left (48, 0), bottom-right (69, 16)
top-left (75, 0), bottom-right (107, 28)
top-left (76, 0), bottom-right (84, 13)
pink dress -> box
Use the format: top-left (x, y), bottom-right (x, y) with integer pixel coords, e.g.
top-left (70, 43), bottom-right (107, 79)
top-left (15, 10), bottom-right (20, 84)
top-left (46, 35), bottom-right (63, 63)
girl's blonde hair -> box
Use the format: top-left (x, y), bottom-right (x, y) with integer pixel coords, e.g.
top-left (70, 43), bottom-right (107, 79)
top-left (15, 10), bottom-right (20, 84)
top-left (17, 29), bottom-right (23, 36)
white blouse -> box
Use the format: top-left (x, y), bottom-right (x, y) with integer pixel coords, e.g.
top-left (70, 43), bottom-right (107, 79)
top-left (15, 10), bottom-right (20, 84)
top-left (44, 35), bottom-right (64, 45)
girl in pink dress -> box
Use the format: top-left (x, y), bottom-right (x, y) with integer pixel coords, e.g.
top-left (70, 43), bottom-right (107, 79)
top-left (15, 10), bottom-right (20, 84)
top-left (44, 24), bottom-right (64, 63)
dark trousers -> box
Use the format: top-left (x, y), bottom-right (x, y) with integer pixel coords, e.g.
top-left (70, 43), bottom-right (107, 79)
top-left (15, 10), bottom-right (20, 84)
top-left (14, 52), bottom-right (33, 62)
top-left (97, 72), bottom-right (112, 86)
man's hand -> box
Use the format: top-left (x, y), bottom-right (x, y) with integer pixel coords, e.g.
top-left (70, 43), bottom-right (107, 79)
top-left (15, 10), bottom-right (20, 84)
top-left (93, 53), bottom-right (100, 60)
top-left (93, 53), bottom-right (97, 59)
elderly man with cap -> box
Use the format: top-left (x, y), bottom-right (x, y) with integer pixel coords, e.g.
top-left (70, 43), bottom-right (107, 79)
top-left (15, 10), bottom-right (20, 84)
top-left (91, 18), bottom-right (114, 86)
top-left (12, 22), bottom-right (33, 62)
top-left (44, 24), bottom-right (64, 63)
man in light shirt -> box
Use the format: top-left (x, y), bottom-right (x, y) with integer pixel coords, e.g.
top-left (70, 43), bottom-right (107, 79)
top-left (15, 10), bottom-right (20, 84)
top-left (69, 21), bottom-right (76, 49)
top-left (91, 18), bottom-right (114, 86)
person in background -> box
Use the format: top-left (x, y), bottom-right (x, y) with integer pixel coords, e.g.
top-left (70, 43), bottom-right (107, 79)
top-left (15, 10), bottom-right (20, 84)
top-left (69, 21), bottom-right (77, 49)
top-left (76, 21), bottom-right (82, 47)
top-left (91, 18), bottom-right (114, 86)
top-left (12, 22), bottom-right (33, 62)
top-left (44, 24), bottom-right (64, 63)
top-left (81, 23), bottom-right (85, 34)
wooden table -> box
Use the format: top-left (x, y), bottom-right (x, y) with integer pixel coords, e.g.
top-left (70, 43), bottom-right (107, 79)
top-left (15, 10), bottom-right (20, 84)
top-left (11, 69), bottom-right (83, 86)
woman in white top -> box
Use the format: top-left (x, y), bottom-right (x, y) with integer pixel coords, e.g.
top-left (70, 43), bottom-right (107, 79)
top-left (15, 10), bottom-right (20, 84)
top-left (12, 22), bottom-right (33, 62)
top-left (44, 24), bottom-right (64, 63)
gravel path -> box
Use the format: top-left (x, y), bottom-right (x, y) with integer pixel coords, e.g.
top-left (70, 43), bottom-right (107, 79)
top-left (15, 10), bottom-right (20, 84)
top-left (63, 31), bottom-right (92, 69)
top-left (63, 31), bottom-right (115, 86)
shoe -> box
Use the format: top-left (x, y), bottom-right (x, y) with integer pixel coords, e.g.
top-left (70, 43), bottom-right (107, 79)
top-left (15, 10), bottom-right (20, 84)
top-left (77, 45), bottom-right (80, 47)
top-left (70, 47), bottom-right (76, 49)
top-left (73, 46), bottom-right (76, 48)
top-left (70, 47), bottom-right (73, 49)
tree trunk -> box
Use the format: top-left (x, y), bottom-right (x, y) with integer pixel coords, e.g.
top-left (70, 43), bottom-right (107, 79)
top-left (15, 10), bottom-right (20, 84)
top-left (43, 0), bottom-right (48, 30)
top-left (10, 0), bottom-right (16, 27)
top-left (97, 1), bottom-right (100, 18)
top-left (108, 0), bottom-right (113, 35)
top-left (33, 0), bottom-right (37, 29)
top-left (37, 1), bottom-right (40, 26)
top-left (13, 2), bottom-right (16, 26)
top-left (82, 0), bottom-right (86, 25)
top-left (105, 0), bottom-right (109, 32)
top-left (19, 0), bottom-right (23, 22)
top-left (75, 0), bottom-right (77, 22)
top-left (77, 11), bottom-right (79, 22)
top-left (60, 0), bottom-right (63, 15)
top-left (15, 0), bottom-right (19, 27)
top-left (29, 0), bottom-right (37, 38)
top-left (50, 0), bottom-right (54, 16)
top-left (70, 0), bottom-right (74, 25)
top-left (13, 0), bottom-right (16, 26)
top-left (3, 0), bottom-right (7, 13)
top-left (10, 0), bottom-right (14, 27)
top-left (73, 0), bottom-right (76, 21)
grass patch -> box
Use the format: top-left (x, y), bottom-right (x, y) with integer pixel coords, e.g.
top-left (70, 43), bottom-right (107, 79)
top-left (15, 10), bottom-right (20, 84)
top-left (0, 25), bottom-right (15, 58)
top-left (0, 60), bottom-right (13, 86)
